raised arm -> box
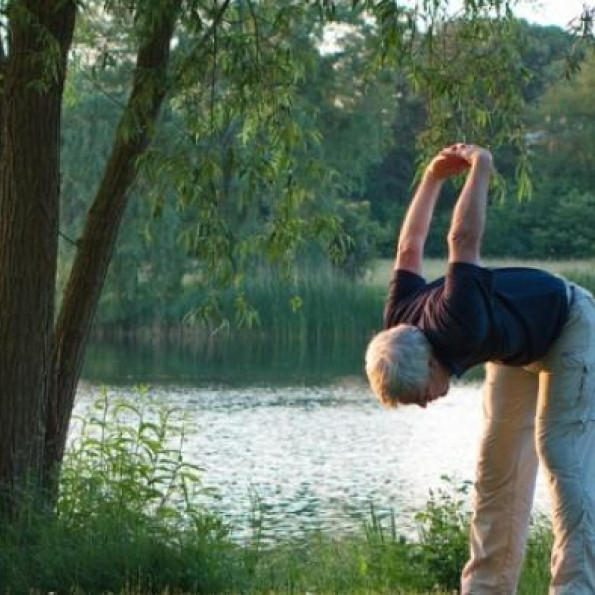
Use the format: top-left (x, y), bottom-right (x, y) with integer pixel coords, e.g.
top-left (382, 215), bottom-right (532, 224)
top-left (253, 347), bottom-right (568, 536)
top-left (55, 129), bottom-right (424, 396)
top-left (445, 144), bottom-right (493, 265)
top-left (395, 149), bottom-right (468, 274)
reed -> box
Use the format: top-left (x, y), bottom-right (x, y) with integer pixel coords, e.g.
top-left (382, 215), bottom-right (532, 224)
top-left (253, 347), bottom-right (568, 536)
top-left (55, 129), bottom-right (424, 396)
top-left (94, 265), bottom-right (387, 352)
top-left (239, 268), bottom-right (385, 342)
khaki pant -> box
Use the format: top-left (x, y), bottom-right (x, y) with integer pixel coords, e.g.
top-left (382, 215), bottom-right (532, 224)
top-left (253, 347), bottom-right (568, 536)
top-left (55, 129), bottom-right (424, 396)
top-left (461, 285), bottom-right (595, 594)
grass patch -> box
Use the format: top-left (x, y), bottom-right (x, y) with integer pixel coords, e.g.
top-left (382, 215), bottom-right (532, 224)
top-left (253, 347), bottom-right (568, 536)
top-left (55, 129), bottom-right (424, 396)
top-left (367, 258), bottom-right (595, 287)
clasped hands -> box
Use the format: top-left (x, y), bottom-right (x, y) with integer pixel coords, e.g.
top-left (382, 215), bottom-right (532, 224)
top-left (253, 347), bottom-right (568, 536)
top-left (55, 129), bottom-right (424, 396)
top-left (427, 143), bottom-right (493, 181)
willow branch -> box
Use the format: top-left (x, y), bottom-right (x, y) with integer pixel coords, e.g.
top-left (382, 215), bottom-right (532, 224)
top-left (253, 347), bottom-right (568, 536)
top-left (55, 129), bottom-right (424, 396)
top-left (210, 2), bottom-right (218, 130)
top-left (173, 0), bottom-right (231, 88)
top-left (247, 0), bottom-right (261, 73)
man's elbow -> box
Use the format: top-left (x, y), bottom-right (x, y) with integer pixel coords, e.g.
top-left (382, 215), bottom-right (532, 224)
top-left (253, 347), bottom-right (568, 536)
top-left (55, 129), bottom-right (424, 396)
top-left (397, 240), bottom-right (423, 258)
top-left (396, 241), bottom-right (423, 272)
top-left (447, 228), bottom-right (480, 247)
top-left (447, 230), bottom-right (481, 263)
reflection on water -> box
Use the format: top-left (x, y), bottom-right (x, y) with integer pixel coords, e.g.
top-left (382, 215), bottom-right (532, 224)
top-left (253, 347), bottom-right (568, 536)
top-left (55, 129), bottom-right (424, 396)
top-left (75, 371), bottom-right (550, 542)
top-left (83, 337), bottom-right (371, 387)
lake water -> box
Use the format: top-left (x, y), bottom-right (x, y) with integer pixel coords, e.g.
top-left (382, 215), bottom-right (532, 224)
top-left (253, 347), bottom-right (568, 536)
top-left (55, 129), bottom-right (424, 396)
top-left (78, 339), bottom-right (550, 542)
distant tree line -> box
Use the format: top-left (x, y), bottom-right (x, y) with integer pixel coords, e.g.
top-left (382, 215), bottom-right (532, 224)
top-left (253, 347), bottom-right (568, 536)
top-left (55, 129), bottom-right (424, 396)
top-left (367, 21), bottom-right (595, 260)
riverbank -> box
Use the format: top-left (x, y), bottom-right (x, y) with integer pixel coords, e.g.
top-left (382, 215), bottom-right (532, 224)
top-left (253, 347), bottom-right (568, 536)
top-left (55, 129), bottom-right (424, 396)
top-left (84, 258), bottom-right (594, 387)
top-left (0, 428), bottom-right (551, 595)
top-left (0, 390), bottom-right (552, 594)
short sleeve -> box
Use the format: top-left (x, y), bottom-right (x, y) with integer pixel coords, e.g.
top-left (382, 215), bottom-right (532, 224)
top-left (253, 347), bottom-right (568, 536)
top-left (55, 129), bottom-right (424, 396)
top-left (441, 262), bottom-right (493, 338)
top-left (444, 262), bottom-right (493, 303)
top-left (383, 268), bottom-right (426, 328)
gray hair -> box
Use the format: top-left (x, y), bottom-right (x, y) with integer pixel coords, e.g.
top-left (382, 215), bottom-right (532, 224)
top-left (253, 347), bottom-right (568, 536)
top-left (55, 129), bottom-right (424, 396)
top-left (365, 324), bottom-right (431, 407)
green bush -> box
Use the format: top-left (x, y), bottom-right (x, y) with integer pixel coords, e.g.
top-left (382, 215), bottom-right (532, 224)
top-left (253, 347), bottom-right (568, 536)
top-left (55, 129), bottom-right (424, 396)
top-left (415, 478), bottom-right (472, 590)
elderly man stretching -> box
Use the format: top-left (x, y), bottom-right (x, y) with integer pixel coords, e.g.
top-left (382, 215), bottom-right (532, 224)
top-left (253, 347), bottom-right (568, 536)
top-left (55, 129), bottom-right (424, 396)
top-left (365, 143), bottom-right (595, 594)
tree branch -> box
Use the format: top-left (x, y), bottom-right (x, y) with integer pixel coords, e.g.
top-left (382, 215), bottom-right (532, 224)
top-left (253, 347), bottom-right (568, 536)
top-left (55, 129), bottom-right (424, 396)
top-left (172, 0), bottom-right (231, 90)
top-left (44, 0), bottom-right (182, 480)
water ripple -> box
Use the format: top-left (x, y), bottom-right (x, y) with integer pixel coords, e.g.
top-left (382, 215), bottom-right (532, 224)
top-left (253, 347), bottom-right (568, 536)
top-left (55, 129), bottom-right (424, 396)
top-left (74, 379), bottom-right (549, 542)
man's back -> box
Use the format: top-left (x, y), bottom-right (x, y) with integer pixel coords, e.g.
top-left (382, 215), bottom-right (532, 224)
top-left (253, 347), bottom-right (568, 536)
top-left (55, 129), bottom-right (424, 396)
top-left (384, 263), bottom-right (569, 375)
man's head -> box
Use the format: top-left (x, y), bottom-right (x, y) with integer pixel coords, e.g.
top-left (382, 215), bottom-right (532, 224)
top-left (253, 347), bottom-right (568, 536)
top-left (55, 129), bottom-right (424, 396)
top-left (365, 324), bottom-right (450, 408)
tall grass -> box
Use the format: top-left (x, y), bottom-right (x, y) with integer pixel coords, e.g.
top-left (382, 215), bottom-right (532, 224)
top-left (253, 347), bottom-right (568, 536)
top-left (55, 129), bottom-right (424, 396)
top-left (95, 265), bottom-right (386, 356)
top-left (0, 389), bottom-right (244, 593)
top-left (229, 260), bottom-right (595, 345)
top-left (239, 268), bottom-right (384, 345)
top-left (0, 391), bottom-right (554, 594)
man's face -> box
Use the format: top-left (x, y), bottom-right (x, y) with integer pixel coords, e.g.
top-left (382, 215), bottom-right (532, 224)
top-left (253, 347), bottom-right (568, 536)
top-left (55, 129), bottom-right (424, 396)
top-left (398, 356), bottom-right (450, 409)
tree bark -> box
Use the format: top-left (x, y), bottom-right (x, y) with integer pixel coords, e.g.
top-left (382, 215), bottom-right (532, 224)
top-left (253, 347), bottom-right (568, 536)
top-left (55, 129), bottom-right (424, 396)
top-left (43, 0), bottom-right (181, 495)
top-left (0, 1), bottom-right (76, 514)
top-left (0, 32), bottom-right (5, 154)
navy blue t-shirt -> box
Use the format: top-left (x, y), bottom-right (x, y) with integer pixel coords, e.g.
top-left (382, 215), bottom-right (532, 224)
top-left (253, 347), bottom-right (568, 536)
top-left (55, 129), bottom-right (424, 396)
top-left (383, 262), bottom-right (570, 377)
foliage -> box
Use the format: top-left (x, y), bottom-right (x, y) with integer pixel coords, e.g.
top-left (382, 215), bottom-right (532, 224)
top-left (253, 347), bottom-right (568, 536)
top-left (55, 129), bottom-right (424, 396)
top-left (58, 3), bottom-right (573, 331)
top-left (92, 262), bottom-right (385, 365)
top-left (415, 477), bottom-right (472, 590)
top-left (531, 190), bottom-right (595, 258)
top-left (58, 10), bottom-right (595, 335)
top-left (3, 0), bottom-right (595, 531)
top-left (480, 46), bottom-right (595, 260)
top-left (518, 513), bottom-right (553, 594)
top-left (60, 387), bottom-right (205, 527)
top-left (368, 22), bottom-right (595, 262)
top-left (0, 453), bottom-right (555, 594)
top-left (0, 389), bottom-right (235, 593)
top-left (329, 199), bottom-right (386, 278)
top-left (533, 49), bottom-right (595, 181)
top-left (60, 4), bottom-right (399, 324)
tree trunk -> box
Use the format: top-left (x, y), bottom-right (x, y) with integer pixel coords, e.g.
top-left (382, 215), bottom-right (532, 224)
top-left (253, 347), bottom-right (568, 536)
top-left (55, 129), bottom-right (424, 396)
top-left (0, 0), bottom-right (181, 513)
top-left (43, 1), bottom-right (181, 497)
top-left (0, 32), bottom-right (5, 126)
top-left (0, 1), bottom-right (76, 515)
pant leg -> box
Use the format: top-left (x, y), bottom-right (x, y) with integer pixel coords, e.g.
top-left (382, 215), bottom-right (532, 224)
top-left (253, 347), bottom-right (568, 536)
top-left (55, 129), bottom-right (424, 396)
top-left (535, 286), bottom-right (595, 594)
top-left (461, 362), bottom-right (539, 595)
